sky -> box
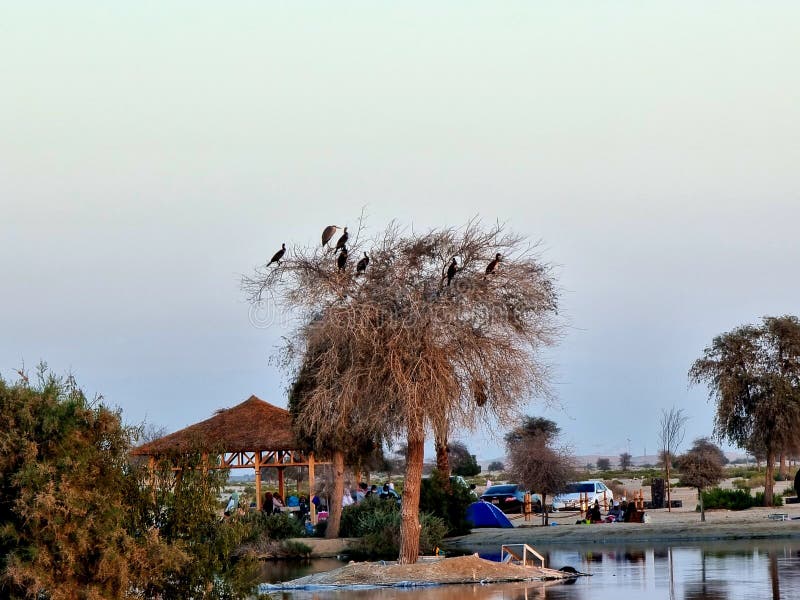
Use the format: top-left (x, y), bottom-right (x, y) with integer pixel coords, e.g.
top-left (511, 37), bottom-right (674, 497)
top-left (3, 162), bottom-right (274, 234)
top-left (2, 2), bottom-right (798, 461)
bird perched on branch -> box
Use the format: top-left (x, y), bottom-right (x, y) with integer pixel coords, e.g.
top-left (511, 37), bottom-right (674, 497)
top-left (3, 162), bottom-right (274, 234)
top-left (446, 258), bottom-right (458, 286)
top-left (485, 253), bottom-right (502, 275)
top-left (356, 252), bottom-right (369, 274)
top-left (321, 225), bottom-right (339, 247)
top-left (268, 243), bottom-right (286, 265)
top-left (335, 227), bottom-right (349, 252)
top-left (337, 247), bottom-right (349, 271)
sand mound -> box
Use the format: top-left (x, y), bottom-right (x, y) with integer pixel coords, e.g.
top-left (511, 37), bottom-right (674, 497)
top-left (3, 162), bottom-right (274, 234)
top-left (267, 554), bottom-right (572, 589)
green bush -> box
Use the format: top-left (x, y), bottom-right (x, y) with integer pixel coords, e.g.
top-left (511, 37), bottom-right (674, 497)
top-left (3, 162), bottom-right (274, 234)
top-left (701, 488), bottom-right (754, 510)
top-left (238, 511), bottom-right (305, 542)
top-left (755, 492), bottom-right (783, 507)
top-left (419, 471), bottom-right (473, 536)
top-left (339, 496), bottom-right (398, 537)
top-left (338, 496), bottom-right (446, 557)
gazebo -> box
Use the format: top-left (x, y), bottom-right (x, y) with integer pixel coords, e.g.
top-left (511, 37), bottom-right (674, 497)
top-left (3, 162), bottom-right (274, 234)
top-left (133, 395), bottom-right (323, 520)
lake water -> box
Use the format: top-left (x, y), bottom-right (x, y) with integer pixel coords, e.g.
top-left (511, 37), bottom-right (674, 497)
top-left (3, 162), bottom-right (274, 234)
top-left (258, 539), bottom-right (800, 599)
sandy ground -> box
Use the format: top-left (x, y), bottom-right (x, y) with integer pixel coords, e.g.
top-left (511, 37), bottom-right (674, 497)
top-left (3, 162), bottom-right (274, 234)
top-left (261, 554), bottom-right (573, 588)
top-left (290, 481), bottom-right (800, 558)
top-left (446, 481), bottom-right (800, 549)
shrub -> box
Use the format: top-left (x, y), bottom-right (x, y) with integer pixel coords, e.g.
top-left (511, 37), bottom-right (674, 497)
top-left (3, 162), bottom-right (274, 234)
top-left (699, 488), bottom-right (783, 510)
top-left (238, 511), bottom-right (305, 542)
top-left (339, 496), bottom-right (398, 537)
top-left (755, 491), bottom-right (783, 507)
top-left (339, 496), bottom-right (446, 557)
top-left (419, 471), bottom-right (473, 536)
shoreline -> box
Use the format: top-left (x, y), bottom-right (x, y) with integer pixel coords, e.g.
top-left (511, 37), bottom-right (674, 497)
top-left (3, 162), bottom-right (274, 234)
top-left (444, 505), bottom-right (800, 550)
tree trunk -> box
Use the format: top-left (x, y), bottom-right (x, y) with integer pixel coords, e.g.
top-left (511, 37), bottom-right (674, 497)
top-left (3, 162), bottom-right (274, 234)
top-left (764, 450), bottom-right (775, 507)
top-left (698, 488), bottom-right (705, 522)
top-left (779, 453), bottom-right (787, 480)
top-left (541, 493), bottom-right (548, 526)
top-left (665, 454), bottom-right (672, 512)
top-left (325, 450), bottom-right (345, 539)
top-left (398, 423), bottom-right (424, 564)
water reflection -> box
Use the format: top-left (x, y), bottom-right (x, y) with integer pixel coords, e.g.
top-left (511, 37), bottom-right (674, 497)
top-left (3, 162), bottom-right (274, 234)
top-left (259, 540), bottom-right (800, 600)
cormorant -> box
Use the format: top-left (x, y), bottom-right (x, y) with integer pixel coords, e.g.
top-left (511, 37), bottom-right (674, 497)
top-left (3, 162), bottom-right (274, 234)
top-left (337, 247), bottom-right (349, 271)
top-left (268, 243), bottom-right (286, 265)
top-left (446, 258), bottom-right (457, 286)
top-left (485, 253), bottom-right (502, 275)
top-left (356, 252), bottom-right (369, 274)
top-left (335, 227), bottom-right (349, 252)
top-left (321, 225), bottom-right (339, 247)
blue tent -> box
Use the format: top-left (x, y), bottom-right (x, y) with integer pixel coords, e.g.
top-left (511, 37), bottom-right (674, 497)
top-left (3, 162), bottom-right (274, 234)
top-left (466, 501), bottom-right (514, 528)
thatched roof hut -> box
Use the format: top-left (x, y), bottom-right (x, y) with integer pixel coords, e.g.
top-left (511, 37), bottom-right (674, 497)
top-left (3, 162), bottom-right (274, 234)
top-left (133, 395), bottom-right (297, 455)
top-left (133, 395), bottom-right (322, 516)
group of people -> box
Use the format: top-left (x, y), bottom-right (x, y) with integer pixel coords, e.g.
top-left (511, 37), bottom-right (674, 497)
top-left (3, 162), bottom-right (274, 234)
top-left (342, 482), bottom-right (401, 507)
top-left (583, 499), bottom-right (643, 524)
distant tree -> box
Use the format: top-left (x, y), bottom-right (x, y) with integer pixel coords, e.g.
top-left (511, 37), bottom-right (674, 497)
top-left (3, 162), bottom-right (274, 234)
top-left (677, 438), bottom-right (726, 521)
top-left (506, 417), bottom-right (573, 525)
top-left (690, 315), bottom-right (800, 506)
top-left (658, 407), bottom-right (688, 511)
top-left (584, 462), bottom-right (595, 471)
top-left (448, 441), bottom-right (481, 477)
top-left (596, 457), bottom-right (611, 471)
top-left (488, 460), bottom-right (505, 472)
top-left (504, 416), bottom-right (561, 445)
top-left (619, 452), bottom-right (633, 471)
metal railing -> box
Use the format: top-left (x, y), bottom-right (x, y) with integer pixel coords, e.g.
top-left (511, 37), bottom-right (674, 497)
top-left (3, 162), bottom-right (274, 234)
top-left (501, 543), bottom-right (546, 568)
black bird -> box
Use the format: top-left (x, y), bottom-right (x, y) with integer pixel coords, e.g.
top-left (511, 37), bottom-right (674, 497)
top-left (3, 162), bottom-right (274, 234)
top-left (268, 243), bottom-right (286, 265)
top-left (446, 258), bottom-right (458, 286)
top-left (337, 247), bottom-right (349, 271)
top-left (321, 225), bottom-right (339, 247)
top-left (485, 253), bottom-right (502, 275)
top-left (335, 227), bottom-right (349, 252)
top-left (356, 252), bottom-right (369, 274)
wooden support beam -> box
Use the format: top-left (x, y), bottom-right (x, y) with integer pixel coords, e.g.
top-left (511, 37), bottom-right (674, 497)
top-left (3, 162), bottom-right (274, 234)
top-left (309, 452), bottom-right (317, 525)
top-left (278, 467), bottom-right (285, 501)
top-left (255, 452), bottom-right (262, 511)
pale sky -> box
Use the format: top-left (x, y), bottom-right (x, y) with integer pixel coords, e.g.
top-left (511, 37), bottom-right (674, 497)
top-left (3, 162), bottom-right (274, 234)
top-left (2, 2), bottom-right (798, 461)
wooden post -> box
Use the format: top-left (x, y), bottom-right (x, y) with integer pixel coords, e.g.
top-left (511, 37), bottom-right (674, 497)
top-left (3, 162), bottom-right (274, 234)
top-left (309, 452), bottom-right (317, 525)
top-left (278, 467), bottom-right (285, 501)
top-left (523, 492), bottom-right (532, 521)
top-left (148, 456), bottom-right (156, 503)
top-left (255, 452), bottom-right (262, 511)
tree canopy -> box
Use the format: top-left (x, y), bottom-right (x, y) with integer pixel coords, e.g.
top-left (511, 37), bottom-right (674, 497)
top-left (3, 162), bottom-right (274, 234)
top-left (690, 315), bottom-right (800, 505)
top-left (505, 417), bottom-right (572, 524)
top-left (676, 438), bottom-right (726, 522)
top-left (245, 219), bottom-right (560, 561)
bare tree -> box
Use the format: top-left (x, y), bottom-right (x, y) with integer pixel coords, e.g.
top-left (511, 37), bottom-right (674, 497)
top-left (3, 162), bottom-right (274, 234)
top-left (244, 219), bottom-right (560, 562)
top-left (506, 417), bottom-right (573, 525)
top-left (658, 407), bottom-right (687, 511)
top-left (676, 438), bottom-right (725, 522)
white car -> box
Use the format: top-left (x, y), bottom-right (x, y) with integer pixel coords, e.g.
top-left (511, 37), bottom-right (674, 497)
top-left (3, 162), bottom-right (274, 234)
top-left (552, 480), bottom-right (613, 511)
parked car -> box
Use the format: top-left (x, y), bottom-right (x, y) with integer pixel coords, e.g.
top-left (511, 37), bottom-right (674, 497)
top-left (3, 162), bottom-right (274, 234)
top-left (480, 484), bottom-right (541, 514)
top-left (552, 480), bottom-right (613, 511)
